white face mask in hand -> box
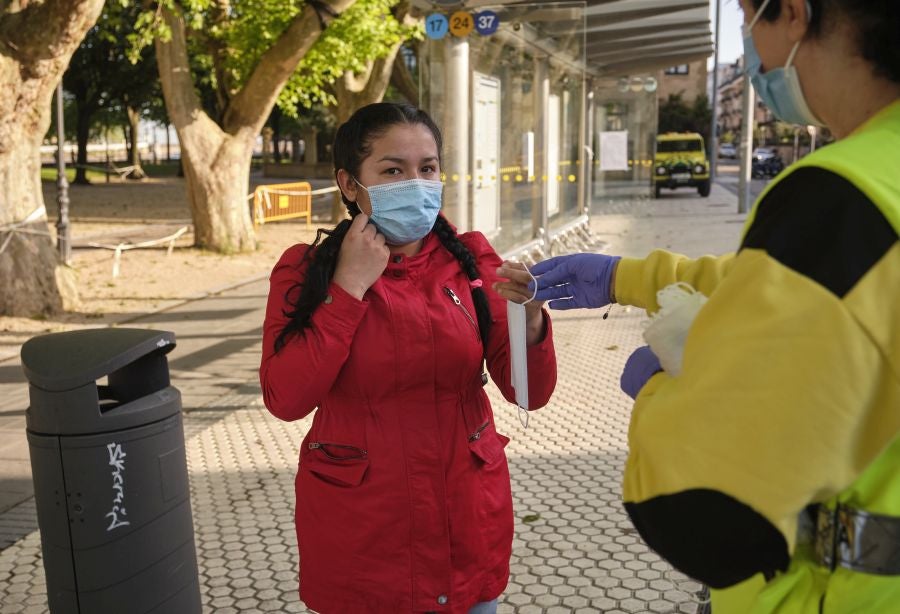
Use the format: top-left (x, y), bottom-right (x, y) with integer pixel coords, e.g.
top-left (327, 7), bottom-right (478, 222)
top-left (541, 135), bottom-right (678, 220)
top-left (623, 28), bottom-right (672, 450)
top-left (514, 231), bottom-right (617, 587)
top-left (642, 282), bottom-right (708, 376)
top-left (508, 267), bottom-right (537, 428)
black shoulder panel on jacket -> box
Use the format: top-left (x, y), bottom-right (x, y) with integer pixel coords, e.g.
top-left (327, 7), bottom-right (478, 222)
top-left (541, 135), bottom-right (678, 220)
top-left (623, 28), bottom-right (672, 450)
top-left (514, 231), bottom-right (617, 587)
top-left (624, 489), bottom-right (790, 589)
top-left (741, 167), bottom-right (898, 297)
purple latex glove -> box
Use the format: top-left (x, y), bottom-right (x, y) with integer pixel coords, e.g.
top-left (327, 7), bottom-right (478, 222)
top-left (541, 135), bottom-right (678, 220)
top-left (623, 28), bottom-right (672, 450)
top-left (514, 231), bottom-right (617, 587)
top-left (620, 346), bottom-right (663, 400)
top-left (528, 253), bottom-right (621, 310)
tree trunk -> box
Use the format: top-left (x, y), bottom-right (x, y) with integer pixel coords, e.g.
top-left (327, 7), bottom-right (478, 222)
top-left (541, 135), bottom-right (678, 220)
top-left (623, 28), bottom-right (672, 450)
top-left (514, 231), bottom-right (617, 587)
top-left (330, 2), bottom-right (418, 119)
top-left (271, 106), bottom-right (282, 163)
top-left (291, 134), bottom-right (301, 163)
top-left (0, 0), bottom-right (102, 316)
top-left (155, 0), bottom-right (356, 253)
top-left (391, 50), bottom-right (419, 104)
top-left (156, 9), bottom-right (256, 252)
top-left (180, 135), bottom-right (254, 252)
top-left (75, 103), bottom-right (93, 184)
top-left (125, 105), bottom-right (146, 179)
top-left (0, 95), bottom-right (78, 316)
top-left (331, 6), bottom-right (417, 124)
top-left (331, 47), bottom-right (403, 126)
top-left (301, 128), bottom-right (318, 164)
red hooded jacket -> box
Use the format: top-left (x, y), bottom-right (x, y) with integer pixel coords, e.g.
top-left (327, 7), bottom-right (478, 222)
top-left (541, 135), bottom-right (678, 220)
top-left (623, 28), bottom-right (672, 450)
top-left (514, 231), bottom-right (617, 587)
top-left (260, 229), bottom-right (557, 613)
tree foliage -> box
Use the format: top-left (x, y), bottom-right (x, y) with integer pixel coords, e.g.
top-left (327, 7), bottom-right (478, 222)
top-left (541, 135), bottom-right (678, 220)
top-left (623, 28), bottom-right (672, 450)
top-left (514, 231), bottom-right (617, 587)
top-left (132, 0), bottom-right (420, 120)
top-left (659, 92), bottom-right (713, 142)
top-left (59, 1), bottom-right (163, 181)
top-left (283, 0), bottom-right (420, 112)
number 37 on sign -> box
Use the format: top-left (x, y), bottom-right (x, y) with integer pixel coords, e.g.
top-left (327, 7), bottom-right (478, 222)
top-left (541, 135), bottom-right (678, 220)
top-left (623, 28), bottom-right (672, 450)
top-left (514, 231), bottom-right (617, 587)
top-left (474, 10), bottom-right (499, 36)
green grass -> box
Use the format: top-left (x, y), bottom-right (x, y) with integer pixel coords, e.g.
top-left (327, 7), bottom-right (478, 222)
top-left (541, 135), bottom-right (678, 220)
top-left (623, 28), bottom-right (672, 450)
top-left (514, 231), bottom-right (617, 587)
top-left (41, 167), bottom-right (106, 183)
top-left (141, 162), bottom-right (182, 177)
top-left (40, 161), bottom-right (183, 183)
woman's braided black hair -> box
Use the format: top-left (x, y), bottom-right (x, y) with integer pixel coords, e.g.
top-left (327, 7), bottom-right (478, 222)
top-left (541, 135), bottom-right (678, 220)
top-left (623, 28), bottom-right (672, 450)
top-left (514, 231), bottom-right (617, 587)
top-left (751, 0), bottom-right (900, 84)
top-left (274, 102), bottom-right (491, 352)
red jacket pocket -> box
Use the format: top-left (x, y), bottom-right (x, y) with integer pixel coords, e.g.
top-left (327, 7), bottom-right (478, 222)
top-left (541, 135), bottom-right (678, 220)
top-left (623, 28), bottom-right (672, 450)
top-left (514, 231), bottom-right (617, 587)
top-left (468, 423), bottom-right (510, 465)
top-left (303, 451), bottom-right (369, 487)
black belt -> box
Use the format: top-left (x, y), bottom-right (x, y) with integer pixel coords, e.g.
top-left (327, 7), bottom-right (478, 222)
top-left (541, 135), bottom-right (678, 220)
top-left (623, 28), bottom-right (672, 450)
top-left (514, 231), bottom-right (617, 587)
top-left (810, 503), bottom-right (900, 575)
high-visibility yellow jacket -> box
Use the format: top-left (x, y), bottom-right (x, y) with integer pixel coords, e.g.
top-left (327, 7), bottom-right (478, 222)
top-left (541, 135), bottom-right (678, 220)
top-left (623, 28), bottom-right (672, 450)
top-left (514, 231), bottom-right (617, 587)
top-left (614, 99), bottom-right (900, 613)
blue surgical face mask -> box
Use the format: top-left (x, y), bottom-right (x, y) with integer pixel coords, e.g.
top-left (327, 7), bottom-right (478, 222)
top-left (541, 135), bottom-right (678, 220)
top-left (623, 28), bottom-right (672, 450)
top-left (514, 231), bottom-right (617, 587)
top-left (354, 177), bottom-right (443, 245)
top-left (743, 0), bottom-right (822, 127)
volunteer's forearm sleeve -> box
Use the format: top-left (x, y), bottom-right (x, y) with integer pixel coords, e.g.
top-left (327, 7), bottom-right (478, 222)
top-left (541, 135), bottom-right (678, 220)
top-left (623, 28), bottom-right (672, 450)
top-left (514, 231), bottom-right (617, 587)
top-left (614, 250), bottom-right (736, 311)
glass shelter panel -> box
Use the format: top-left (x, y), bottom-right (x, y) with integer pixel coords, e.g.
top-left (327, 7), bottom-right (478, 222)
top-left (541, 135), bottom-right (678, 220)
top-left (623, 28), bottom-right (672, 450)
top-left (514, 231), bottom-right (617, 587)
top-left (589, 77), bottom-right (658, 206)
top-left (550, 64), bottom-right (585, 232)
top-left (419, 3), bottom-right (586, 254)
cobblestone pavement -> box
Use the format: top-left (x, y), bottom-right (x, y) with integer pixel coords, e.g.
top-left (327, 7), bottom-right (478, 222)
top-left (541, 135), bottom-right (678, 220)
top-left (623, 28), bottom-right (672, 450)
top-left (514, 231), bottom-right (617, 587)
top-left (0, 186), bottom-right (743, 613)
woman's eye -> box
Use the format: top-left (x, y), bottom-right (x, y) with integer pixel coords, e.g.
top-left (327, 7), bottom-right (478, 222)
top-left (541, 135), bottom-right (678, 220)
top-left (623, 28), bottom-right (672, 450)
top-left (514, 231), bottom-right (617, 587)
top-left (422, 166), bottom-right (436, 174)
top-left (385, 168), bottom-right (402, 176)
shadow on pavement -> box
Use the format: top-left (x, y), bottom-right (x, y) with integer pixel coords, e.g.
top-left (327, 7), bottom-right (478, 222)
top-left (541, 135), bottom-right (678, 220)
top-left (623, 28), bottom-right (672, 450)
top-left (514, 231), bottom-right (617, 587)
top-left (0, 365), bottom-right (24, 385)
top-left (168, 332), bottom-right (262, 373)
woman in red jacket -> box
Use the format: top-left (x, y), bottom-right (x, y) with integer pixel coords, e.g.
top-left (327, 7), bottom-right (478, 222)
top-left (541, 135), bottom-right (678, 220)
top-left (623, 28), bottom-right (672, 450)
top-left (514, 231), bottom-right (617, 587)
top-left (259, 102), bottom-right (557, 613)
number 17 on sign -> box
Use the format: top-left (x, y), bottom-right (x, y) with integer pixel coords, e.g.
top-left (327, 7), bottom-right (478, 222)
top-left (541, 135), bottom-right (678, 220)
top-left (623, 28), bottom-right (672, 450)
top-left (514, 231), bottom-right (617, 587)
top-left (426, 14), bottom-right (449, 40)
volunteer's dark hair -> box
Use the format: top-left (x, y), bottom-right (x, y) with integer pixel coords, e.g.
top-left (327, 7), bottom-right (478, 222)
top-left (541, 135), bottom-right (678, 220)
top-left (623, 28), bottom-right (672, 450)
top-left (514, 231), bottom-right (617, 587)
top-left (750, 0), bottom-right (900, 83)
top-left (274, 102), bottom-right (491, 352)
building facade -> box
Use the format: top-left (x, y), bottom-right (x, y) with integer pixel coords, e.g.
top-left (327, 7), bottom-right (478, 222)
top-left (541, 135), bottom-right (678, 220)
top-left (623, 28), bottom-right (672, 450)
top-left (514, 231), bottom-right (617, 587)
top-left (656, 59), bottom-right (709, 104)
top-left (716, 57), bottom-right (776, 145)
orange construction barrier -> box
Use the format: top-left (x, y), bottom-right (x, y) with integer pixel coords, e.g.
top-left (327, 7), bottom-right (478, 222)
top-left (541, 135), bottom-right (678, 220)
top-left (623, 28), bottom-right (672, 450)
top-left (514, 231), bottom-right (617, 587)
top-left (252, 182), bottom-right (312, 227)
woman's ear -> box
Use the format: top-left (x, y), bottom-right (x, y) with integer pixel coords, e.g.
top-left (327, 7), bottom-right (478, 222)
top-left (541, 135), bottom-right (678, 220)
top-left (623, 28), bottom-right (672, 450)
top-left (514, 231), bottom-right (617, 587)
top-left (336, 169), bottom-right (358, 203)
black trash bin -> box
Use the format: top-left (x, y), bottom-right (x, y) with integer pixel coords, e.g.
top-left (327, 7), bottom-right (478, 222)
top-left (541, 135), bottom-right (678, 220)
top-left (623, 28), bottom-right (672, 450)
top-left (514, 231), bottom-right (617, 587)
top-left (22, 328), bottom-right (201, 614)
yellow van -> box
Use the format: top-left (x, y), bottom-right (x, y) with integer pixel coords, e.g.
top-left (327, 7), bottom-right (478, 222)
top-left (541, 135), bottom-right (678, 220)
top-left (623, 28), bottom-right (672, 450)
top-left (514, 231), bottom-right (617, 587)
top-left (653, 132), bottom-right (711, 198)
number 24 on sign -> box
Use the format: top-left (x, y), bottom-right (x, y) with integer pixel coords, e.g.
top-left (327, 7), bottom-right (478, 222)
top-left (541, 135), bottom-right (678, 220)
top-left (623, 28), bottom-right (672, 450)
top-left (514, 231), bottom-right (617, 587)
top-left (450, 11), bottom-right (474, 37)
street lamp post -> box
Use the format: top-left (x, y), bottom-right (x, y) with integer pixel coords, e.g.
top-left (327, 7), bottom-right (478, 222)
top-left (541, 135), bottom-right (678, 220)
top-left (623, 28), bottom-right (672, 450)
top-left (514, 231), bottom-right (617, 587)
top-left (738, 72), bottom-right (755, 214)
top-left (55, 81), bottom-right (71, 264)
top-left (709, 0), bottom-right (722, 182)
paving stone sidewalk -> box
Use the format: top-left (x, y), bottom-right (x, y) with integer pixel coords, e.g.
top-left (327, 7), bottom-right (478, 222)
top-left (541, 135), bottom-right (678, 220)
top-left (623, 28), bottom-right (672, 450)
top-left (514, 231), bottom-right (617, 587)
top-left (0, 185), bottom-right (745, 613)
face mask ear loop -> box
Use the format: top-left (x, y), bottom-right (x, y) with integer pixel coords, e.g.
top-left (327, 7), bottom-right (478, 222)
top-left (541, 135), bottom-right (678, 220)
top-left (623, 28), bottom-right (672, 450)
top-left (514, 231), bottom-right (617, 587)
top-left (520, 267), bottom-right (538, 306)
top-left (785, 39), bottom-right (802, 69)
top-left (747, 0), bottom-right (773, 32)
top-left (350, 177), bottom-right (368, 205)
top-left (518, 406), bottom-right (529, 429)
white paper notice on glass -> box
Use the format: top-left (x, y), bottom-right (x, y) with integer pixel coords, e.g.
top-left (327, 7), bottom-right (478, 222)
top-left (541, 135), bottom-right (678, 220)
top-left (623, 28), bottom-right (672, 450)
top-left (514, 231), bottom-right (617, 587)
top-left (599, 131), bottom-right (629, 171)
top-left (507, 301), bottom-right (529, 414)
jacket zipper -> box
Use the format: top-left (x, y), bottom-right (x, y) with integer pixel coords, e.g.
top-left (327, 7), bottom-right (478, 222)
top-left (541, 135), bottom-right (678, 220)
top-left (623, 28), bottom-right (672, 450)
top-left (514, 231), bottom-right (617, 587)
top-left (308, 442), bottom-right (368, 460)
top-left (443, 286), bottom-right (479, 336)
top-left (468, 420), bottom-right (490, 442)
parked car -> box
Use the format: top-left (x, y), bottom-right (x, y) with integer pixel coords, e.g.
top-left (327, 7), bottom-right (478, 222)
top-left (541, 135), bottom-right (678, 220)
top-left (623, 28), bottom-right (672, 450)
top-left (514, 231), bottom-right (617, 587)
top-left (653, 132), bottom-right (711, 198)
top-left (752, 147), bottom-right (777, 161)
top-left (718, 143), bottom-right (737, 159)
top-left (751, 147), bottom-right (785, 178)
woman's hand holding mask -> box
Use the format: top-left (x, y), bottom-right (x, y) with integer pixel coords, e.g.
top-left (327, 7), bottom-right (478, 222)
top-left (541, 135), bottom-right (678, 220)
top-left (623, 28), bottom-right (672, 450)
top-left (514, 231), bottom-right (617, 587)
top-left (493, 261), bottom-right (547, 345)
top-left (333, 213), bottom-right (390, 300)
